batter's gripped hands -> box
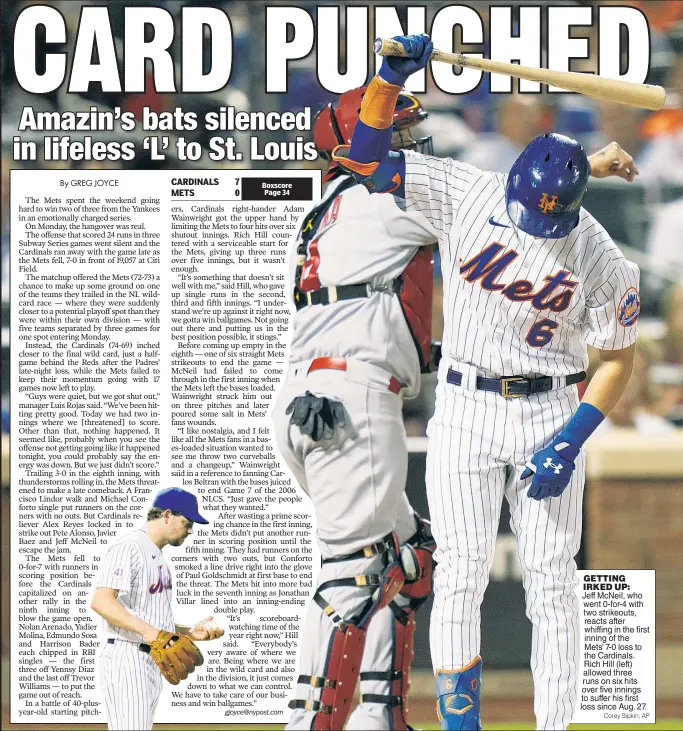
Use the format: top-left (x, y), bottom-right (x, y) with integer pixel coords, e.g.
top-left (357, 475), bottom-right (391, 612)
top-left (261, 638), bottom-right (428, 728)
top-left (188, 616), bottom-right (225, 642)
top-left (589, 141), bottom-right (638, 182)
top-left (520, 437), bottom-right (579, 500)
top-left (379, 34), bottom-right (433, 87)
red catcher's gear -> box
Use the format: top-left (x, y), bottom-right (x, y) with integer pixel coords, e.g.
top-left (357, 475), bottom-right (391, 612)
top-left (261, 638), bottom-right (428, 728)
top-left (399, 246), bottom-right (435, 371)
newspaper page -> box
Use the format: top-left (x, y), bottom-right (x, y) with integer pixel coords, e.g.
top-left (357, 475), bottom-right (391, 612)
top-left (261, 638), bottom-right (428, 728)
top-left (2, 2), bottom-right (681, 730)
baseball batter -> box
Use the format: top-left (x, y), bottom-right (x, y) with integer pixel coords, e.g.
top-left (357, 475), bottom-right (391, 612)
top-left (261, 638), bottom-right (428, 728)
top-left (335, 35), bottom-right (640, 731)
top-left (91, 488), bottom-right (224, 731)
top-left (272, 87), bottom-right (438, 731)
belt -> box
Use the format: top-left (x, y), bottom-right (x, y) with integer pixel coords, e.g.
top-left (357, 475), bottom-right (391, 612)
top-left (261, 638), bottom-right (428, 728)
top-left (107, 637), bottom-right (151, 653)
top-left (446, 368), bottom-right (586, 398)
top-left (308, 357), bottom-right (403, 395)
top-left (294, 280), bottom-right (401, 311)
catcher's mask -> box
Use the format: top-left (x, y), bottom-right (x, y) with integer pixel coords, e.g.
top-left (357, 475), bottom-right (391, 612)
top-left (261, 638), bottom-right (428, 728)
top-left (314, 86), bottom-right (433, 181)
top-left (506, 133), bottom-right (590, 239)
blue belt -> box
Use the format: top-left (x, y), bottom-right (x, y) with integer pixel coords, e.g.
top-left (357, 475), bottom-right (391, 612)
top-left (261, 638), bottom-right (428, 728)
top-left (446, 368), bottom-right (586, 399)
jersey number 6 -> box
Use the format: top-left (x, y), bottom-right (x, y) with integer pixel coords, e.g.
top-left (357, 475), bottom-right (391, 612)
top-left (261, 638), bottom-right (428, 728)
top-left (526, 318), bottom-right (558, 348)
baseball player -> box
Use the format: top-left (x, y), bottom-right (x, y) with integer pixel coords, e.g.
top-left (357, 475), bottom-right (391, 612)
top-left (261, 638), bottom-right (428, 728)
top-left (334, 35), bottom-right (640, 731)
top-left (272, 87), bottom-right (439, 731)
top-left (91, 488), bottom-right (224, 731)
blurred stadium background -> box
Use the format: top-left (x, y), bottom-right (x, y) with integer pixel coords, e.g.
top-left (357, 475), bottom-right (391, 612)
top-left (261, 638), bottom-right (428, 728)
top-left (1, 0), bottom-right (682, 728)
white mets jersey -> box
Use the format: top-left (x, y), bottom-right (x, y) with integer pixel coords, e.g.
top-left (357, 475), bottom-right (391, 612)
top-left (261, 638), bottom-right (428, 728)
top-left (289, 173), bottom-right (438, 397)
top-left (96, 529), bottom-right (175, 641)
top-left (402, 150), bottom-right (640, 377)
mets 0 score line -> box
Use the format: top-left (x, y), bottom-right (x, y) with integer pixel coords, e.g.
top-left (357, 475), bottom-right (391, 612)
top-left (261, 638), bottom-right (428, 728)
top-left (14, 4), bottom-right (651, 95)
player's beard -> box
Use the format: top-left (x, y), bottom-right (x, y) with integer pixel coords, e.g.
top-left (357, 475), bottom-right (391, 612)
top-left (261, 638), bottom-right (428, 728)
top-left (169, 535), bottom-right (187, 547)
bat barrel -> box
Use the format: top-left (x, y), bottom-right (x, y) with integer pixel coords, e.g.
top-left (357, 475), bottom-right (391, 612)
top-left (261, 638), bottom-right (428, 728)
top-left (373, 37), bottom-right (666, 111)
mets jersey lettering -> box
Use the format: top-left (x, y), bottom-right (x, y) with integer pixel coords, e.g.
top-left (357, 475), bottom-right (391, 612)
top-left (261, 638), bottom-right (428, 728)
top-left (459, 243), bottom-right (578, 313)
top-left (149, 565), bottom-right (172, 594)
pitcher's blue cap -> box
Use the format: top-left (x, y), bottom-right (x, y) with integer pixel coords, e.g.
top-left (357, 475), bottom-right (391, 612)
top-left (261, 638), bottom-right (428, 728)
top-left (152, 488), bottom-right (209, 524)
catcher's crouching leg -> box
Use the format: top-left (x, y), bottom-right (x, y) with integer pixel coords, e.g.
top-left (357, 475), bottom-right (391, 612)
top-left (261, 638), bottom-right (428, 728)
top-left (347, 515), bottom-right (436, 731)
top-left (286, 533), bottom-right (405, 731)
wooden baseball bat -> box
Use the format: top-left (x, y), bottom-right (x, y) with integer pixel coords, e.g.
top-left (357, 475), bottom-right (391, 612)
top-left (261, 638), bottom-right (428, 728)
top-left (373, 38), bottom-right (666, 111)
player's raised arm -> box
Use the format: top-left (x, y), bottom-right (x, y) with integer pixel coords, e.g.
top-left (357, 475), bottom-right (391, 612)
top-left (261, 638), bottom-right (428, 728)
top-left (588, 141), bottom-right (639, 182)
top-left (331, 34), bottom-right (433, 194)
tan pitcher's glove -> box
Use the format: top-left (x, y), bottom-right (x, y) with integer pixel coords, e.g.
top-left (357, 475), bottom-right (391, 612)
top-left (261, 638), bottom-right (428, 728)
top-left (149, 631), bottom-right (204, 685)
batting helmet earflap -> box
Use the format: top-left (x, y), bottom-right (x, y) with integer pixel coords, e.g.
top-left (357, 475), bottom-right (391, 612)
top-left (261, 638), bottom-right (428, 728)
top-left (506, 133), bottom-right (590, 239)
top-left (313, 86), bottom-right (432, 181)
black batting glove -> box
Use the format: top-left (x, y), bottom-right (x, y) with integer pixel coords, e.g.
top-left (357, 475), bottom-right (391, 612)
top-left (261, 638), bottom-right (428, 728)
top-left (285, 391), bottom-right (347, 442)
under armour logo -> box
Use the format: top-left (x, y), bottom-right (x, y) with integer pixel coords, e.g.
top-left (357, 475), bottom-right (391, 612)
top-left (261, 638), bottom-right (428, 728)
top-left (543, 457), bottom-right (563, 474)
top-left (539, 193), bottom-right (559, 213)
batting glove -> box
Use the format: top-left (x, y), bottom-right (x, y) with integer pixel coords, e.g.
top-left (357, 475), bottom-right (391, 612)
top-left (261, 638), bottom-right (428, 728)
top-left (379, 34), bottom-right (433, 87)
top-left (285, 391), bottom-right (346, 442)
top-left (520, 437), bottom-right (579, 500)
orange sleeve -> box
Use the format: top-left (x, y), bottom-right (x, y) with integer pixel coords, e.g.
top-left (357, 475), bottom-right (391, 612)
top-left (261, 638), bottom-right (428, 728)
top-left (358, 76), bottom-right (402, 130)
top-left (331, 145), bottom-right (380, 175)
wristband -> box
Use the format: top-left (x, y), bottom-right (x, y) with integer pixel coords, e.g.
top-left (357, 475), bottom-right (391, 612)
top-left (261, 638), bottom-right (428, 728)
top-left (555, 402), bottom-right (605, 459)
top-left (378, 58), bottom-right (409, 87)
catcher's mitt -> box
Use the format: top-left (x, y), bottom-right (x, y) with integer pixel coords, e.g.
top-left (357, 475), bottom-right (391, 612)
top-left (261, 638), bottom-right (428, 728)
top-left (149, 631), bottom-right (204, 685)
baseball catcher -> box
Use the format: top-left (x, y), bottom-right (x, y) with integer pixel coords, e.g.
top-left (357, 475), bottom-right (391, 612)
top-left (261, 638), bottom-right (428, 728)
top-left (272, 86), bottom-right (439, 730)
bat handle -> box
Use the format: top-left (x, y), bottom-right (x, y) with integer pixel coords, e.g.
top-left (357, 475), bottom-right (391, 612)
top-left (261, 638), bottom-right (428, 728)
top-left (373, 38), bottom-right (409, 57)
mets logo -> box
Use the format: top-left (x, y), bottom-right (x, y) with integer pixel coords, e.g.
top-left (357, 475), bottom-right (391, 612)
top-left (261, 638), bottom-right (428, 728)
top-left (149, 565), bottom-right (172, 594)
top-left (539, 193), bottom-right (559, 213)
top-left (617, 287), bottom-right (640, 327)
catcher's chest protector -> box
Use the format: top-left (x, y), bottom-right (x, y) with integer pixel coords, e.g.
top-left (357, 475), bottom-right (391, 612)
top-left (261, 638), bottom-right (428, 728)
top-left (399, 246), bottom-right (434, 370)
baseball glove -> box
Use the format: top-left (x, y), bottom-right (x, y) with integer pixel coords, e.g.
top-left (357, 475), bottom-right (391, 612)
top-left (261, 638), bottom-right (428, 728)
top-left (149, 631), bottom-right (204, 685)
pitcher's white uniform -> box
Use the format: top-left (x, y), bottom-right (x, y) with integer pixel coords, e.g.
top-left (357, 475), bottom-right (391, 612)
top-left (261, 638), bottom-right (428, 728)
top-left (400, 150), bottom-right (639, 729)
top-left (273, 170), bottom-right (438, 730)
top-left (97, 529), bottom-right (174, 730)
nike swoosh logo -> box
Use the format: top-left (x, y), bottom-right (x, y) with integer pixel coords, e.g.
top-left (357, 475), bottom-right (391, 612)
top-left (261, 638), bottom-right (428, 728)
top-left (489, 216), bottom-right (509, 228)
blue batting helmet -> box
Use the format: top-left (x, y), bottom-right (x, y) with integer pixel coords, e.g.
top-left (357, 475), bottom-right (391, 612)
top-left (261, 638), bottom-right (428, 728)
top-left (506, 133), bottom-right (590, 239)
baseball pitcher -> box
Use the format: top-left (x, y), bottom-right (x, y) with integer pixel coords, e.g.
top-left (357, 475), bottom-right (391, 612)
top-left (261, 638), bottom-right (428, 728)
top-left (334, 34), bottom-right (640, 731)
top-left (91, 488), bottom-right (225, 730)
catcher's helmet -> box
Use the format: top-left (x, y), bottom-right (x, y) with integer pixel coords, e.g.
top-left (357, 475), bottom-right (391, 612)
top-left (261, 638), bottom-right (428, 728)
top-left (506, 133), bottom-right (590, 239)
top-left (314, 86), bottom-right (432, 181)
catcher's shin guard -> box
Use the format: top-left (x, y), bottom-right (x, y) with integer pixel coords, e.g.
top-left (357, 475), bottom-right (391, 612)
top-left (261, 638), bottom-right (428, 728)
top-left (348, 516), bottom-right (436, 731)
top-left (352, 601), bottom-right (417, 731)
top-left (287, 533), bottom-right (405, 731)
top-left (435, 657), bottom-right (482, 731)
